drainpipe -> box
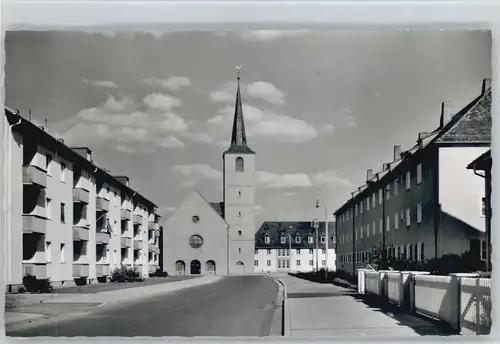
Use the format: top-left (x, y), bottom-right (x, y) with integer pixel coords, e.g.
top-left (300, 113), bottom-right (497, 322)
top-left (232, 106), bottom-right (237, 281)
top-left (227, 224), bottom-right (230, 275)
top-left (352, 195), bottom-right (356, 276)
top-left (472, 162), bottom-right (490, 272)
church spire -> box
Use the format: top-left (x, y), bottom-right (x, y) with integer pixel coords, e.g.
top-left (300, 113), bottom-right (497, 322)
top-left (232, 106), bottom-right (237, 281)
top-left (224, 65), bottom-right (255, 155)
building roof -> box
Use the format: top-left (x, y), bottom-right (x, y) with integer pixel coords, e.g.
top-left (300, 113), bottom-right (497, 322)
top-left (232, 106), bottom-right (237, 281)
top-left (5, 107), bottom-right (158, 210)
top-left (209, 202), bottom-right (225, 219)
top-left (334, 79), bottom-right (492, 216)
top-left (255, 221), bottom-right (335, 249)
top-left (467, 149), bottom-right (492, 171)
top-left (223, 74), bottom-right (255, 155)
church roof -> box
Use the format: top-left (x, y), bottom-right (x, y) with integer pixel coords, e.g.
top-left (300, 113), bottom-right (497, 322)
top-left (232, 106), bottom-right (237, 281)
top-left (255, 221), bottom-right (335, 249)
top-left (223, 72), bottom-right (255, 155)
top-left (209, 202), bottom-right (225, 219)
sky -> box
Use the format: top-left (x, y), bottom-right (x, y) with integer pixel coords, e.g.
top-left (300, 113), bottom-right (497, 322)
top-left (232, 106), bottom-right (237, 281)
top-left (4, 29), bottom-right (492, 225)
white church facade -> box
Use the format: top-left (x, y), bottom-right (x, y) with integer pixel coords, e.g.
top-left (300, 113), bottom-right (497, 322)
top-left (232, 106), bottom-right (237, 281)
top-left (162, 72), bottom-right (257, 276)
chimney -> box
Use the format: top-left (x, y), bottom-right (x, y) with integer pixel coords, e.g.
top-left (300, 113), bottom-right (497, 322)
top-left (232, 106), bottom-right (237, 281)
top-left (366, 169), bottom-right (374, 182)
top-left (71, 147), bottom-right (92, 161)
top-left (57, 138), bottom-right (64, 144)
top-left (382, 163), bottom-right (390, 171)
top-left (393, 145), bottom-right (402, 161)
top-left (440, 101), bottom-right (453, 128)
top-left (114, 176), bottom-right (130, 186)
top-left (38, 126), bottom-right (45, 131)
top-left (482, 78), bottom-right (492, 94)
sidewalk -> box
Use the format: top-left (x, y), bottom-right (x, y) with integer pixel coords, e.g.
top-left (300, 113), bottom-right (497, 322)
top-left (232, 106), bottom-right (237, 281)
top-left (277, 274), bottom-right (455, 338)
top-left (5, 275), bottom-right (222, 326)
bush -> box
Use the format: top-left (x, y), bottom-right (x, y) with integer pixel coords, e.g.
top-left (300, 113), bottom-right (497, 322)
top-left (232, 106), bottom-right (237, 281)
top-left (110, 266), bottom-right (145, 283)
top-left (22, 274), bottom-right (54, 293)
top-left (152, 269), bottom-right (168, 277)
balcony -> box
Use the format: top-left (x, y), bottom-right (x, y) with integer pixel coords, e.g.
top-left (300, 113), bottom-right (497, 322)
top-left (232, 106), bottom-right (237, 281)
top-left (120, 209), bottom-right (132, 221)
top-left (22, 166), bottom-right (47, 188)
top-left (73, 188), bottom-right (90, 204)
top-left (22, 263), bottom-right (47, 279)
top-left (121, 237), bottom-right (132, 248)
top-left (154, 229), bottom-right (161, 238)
top-left (73, 264), bottom-right (89, 278)
top-left (133, 240), bottom-right (142, 250)
top-left (73, 226), bottom-right (89, 241)
top-left (133, 214), bottom-right (143, 224)
top-left (22, 215), bottom-right (47, 235)
top-left (96, 232), bottom-right (110, 245)
top-left (96, 264), bottom-right (110, 277)
top-left (148, 221), bottom-right (155, 230)
top-left (96, 197), bottom-right (110, 212)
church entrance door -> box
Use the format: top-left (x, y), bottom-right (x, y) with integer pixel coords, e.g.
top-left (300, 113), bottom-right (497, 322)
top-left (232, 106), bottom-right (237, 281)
top-left (190, 260), bottom-right (201, 275)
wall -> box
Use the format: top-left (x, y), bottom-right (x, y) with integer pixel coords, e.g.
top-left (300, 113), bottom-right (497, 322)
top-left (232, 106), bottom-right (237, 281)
top-left (162, 191), bottom-right (228, 276)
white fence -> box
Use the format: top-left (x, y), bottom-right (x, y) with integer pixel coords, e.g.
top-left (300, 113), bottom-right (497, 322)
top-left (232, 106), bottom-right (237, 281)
top-left (357, 269), bottom-right (491, 336)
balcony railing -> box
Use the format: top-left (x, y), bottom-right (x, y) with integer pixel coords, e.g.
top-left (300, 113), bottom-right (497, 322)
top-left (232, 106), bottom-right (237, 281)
top-left (73, 188), bottom-right (90, 204)
top-left (148, 221), bottom-right (155, 230)
top-left (22, 215), bottom-right (47, 235)
top-left (154, 229), bottom-right (161, 238)
top-left (121, 237), bottom-right (132, 248)
top-left (22, 263), bottom-right (47, 279)
top-left (96, 197), bottom-right (110, 212)
top-left (133, 240), bottom-right (142, 250)
top-left (73, 264), bottom-right (89, 278)
top-left (96, 264), bottom-right (110, 277)
top-left (120, 208), bottom-right (132, 221)
top-left (22, 166), bottom-right (47, 188)
top-left (73, 226), bottom-right (90, 241)
top-left (133, 214), bottom-right (143, 224)
top-left (96, 232), bottom-right (110, 245)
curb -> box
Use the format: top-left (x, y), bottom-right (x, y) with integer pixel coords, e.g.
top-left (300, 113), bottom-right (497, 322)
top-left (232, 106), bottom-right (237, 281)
top-left (266, 275), bottom-right (289, 337)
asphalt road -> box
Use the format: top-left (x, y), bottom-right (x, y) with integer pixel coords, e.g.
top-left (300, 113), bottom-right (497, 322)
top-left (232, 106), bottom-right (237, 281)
top-left (7, 275), bottom-right (280, 337)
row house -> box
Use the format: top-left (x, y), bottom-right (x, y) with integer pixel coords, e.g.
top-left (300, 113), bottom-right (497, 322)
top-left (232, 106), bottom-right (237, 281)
top-left (334, 78), bottom-right (491, 276)
top-left (254, 221), bottom-right (336, 273)
top-left (4, 107), bottom-right (162, 292)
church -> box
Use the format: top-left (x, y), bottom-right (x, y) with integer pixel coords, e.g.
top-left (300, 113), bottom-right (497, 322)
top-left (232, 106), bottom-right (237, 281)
top-left (162, 71), bottom-right (256, 276)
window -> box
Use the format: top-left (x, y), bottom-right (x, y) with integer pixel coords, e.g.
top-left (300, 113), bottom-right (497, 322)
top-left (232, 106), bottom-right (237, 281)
top-left (417, 203), bottom-right (422, 224)
top-left (360, 202), bottom-right (363, 214)
top-left (267, 249), bottom-right (271, 254)
top-left (281, 236), bottom-right (286, 244)
top-left (355, 204), bottom-right (358, 216)
top-left (416, 163), bottom-right (423, 184)
top-left (386, 215), bottom-right (390, 232)
top-left (379, 189), bottom-right (383, 204)
top-left (481, 197), bottom-right (487, 217)
top-left (372, 194), bottom-right (376, 207)
top-left (308, 236), bottom-right (313, 244)
top-left (295, 236), bottom-right (301, 244)
top-left (394, 213), bottom-right (399, 230)
top-left (355, 228), bottom-right (358, 240)
top-left (480, 240), bottom-right (487, 260)
top-left (394, 179), bottom-right (399, 196)
top-left (405, 208), bottom-right (411, 227)
top-left (418, 242), bottom-right (425, 261)
top-left (254, 260), bottom-right (259, 266)
top-left (60, 243), bottom-right (65, 263)
top-left (322, 248), bottom-right (326, 254)
top-left (46, 241), bottom-right (51, 262)
top-left (286, 260), bottom-right (290, 268)
top-left (407, 244), bottom-right (412, 260)
top-left (238, 230), bottom-right (242, 236)
top-left (238, 248), bottom-right (241, 253)
top-left (309, 260), bottom-right (313, 266)
top-left (366, 223), bottom-right (370, 237)
top-left (309, 249), bottom-right (313, 254)
top-left (46, 198), bottom-right (52, 219)
top-left (278, 260), bottom-right (282, 269)
top-left (46, 154), bottom-right (53, 174)
top-left (405, 171), bottom-right (411, 190)
top-left (238, 191), bottom-right (241, 197)
top-left (267, 260), bottom-right (271, 266)
top-left (379, 218), bottom-right (383, 234)
top-left (60, 203), bottom-right (65, 223)
top-left (188, 235), bottom-right (204, 248)
top-left (296, 249), bottom-right (301, 254)
top-left (360, 226), bottom-right (364, 239)
top-left (366, 198), bottom-right (370, 210)
top-left (237, 212), bottom-right (241, 217)
top-left (296, 259), bottom-right (301, 266)
top-left (235, 157), bottom-right (244, 172)
top-left (372, 221), bottom-right (376, 235)
top-left (254, 249), bottom-right (259, 254)
top-left (322, 260), bottom-right (326, 267)
top-left (265, 236), bottom-right (270, 244)
top-left (60, 161), bottom-right (66, 182)
top-left (321, 236), bottom-right (325, 243)
top-left (386, 186), bottom-right (390, 200)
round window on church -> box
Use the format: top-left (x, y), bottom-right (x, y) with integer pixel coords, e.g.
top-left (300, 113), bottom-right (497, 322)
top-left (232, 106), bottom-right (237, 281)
top-left (189, 235), bottom-right (204, 249)
top-left (192, 215), bottom-right (200, 223)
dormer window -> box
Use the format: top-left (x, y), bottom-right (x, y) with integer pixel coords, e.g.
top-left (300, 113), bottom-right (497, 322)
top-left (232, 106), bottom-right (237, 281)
top-left (321, 236), bottom-right (326, 243)
top-left (265, 236), bottom-right (270, 244)
top-left (295, 236), bottom-right (301, 244)
top-left (280, 236), bottom-right (286, 244)
top-left (308, 236), bottom-right (313, 244)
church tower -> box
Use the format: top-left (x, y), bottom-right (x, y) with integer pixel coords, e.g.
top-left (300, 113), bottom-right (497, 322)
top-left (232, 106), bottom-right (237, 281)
top-left (223, 67), bottom-right (256, 274)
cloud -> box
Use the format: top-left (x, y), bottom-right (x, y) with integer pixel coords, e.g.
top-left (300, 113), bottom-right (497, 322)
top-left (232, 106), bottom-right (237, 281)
top-left (236, 30), bottom-right (311, 41)
top-left (247, 81), bottom-right (287, 105)
top-left (312, 169), bottom-right (354, 189)
top-left (339, 107), bottom-right (357, 128)
top-left (81, 78), bottom-right (118, 88)
top-left (283, 191), bottom-right (296, 196)
top-left (171, 164), bottom-right (222, 187)
top-left (51, 94), bottom-right (187, 153)
top-left (257, 171), bottom-right (312, 189)
top-left (142, 76), bottom-right (192, 90)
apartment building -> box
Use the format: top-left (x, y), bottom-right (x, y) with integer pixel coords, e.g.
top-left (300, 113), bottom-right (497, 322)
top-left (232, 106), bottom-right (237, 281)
top-left (254, 221), bottom-right (336, 273)
top-left (334, 79), bottom-right (491, 276)
top-left (4, 107), bottom-right (162, 292)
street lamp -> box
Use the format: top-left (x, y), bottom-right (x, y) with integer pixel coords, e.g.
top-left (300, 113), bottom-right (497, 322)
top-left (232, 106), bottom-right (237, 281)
top-left (317, 200), bottom-right (329, 279)
top-left (287, 230), bottom-right (292, 273)
top-left (311, 218), bottom-right (320, 272)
